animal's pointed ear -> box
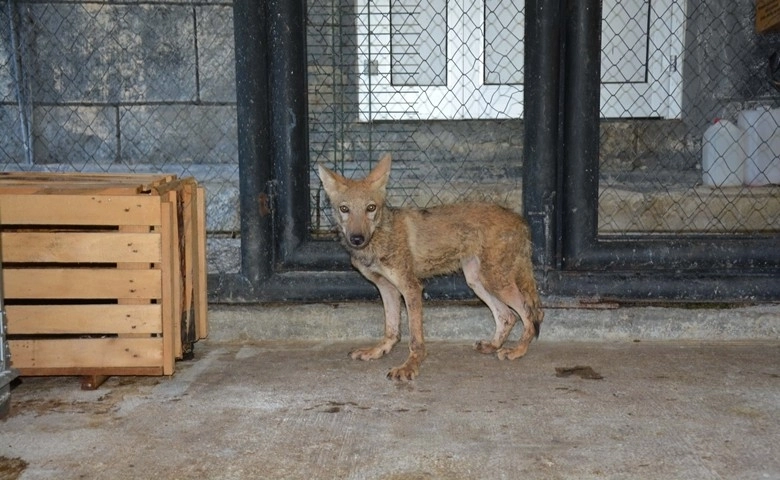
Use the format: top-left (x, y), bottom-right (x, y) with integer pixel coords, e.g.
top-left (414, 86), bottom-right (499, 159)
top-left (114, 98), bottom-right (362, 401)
top-left (365, 154), bottom-right (392, 191)
top-left (317, 163), bottom-right (346, 198)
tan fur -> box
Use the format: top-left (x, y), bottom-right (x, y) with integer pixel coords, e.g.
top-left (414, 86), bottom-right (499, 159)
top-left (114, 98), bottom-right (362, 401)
top-left (318, 154), bottom-right (543, 380)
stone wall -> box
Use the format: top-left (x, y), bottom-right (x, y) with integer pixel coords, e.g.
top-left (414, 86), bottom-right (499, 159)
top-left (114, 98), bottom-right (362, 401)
top-left (1, 0), bottom-right (778, 267)
top-left (0, 1), bottom-right (238, 235)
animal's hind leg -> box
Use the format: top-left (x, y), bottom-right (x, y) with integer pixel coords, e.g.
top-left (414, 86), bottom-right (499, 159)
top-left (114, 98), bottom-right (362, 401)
top-left (492, 280), bottom-right (542, 360)
top-left (475, 255), bottom-right (543, 360)
top-left (462, 257), bottom-right (516, 354)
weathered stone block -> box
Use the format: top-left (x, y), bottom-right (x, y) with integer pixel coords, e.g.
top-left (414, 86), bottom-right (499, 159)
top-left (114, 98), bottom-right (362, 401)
top-left (197, 6), bottom-right (236, 103)
top-left (31, 106), bottom-right (118, 165)
top-left (28, 106), bottom-right (117, 165)
top-left (207, 235), bottom-right (241, 275)
top-left (203, 181), bottom-right (240, 232)
top-left (120, 104), bottom-right (237, 164)
top-left (0, 7), bottom-right (15, 102)
top-left (0, 106), bottom-right (26, 165)
top-left (28, 4), bottom-right (196, 103)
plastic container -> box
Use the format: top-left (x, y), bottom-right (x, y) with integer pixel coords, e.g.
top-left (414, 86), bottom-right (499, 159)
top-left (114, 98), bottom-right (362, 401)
top-left (701, 118), bottom-right (745, 187)
top-left (737, 106), bottom-right (780, 186)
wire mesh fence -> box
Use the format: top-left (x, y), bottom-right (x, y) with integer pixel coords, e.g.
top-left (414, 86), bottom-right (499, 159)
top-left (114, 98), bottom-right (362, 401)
top-left (307, 0), bottom-right (526, 237)
top-left (2, 0), bottom-right (779, 282)
top-left (598, 0), bottom-right (780, 235)
top-left (0, 1), bottom-right (241, 275)
top-left (308, 0), bottom-right (780, 237)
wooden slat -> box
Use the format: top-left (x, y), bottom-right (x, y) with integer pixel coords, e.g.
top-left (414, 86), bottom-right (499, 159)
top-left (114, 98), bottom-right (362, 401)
top-left (0, 184), bottom-right (146, 195)
top-left (81, 375), bottom-right (110, 390)
top-left (0, 172), bottom-right (176, 186)
top-left (195, 186), bottom-right (208, 339)
top-left (3, 268), bottom-right (161, 299)
top-left (150, 177), bottom-right (196, 196)
top-left (160, 195), bottom-right (178, 373)
top-left (1, 231), bottom-right (161, 263)
top-left (9, 338), bottom-right (164, 370)
top-left (0, 194), bottom-right (162, 226)
top-left (181, 183), bottom-right (196, 346)
top-left (0, 175), bottom-right (178, 197)
top-left (10, 366), bottom-right (164, 377)
top-left (6, 304), bottom-right (162, 335)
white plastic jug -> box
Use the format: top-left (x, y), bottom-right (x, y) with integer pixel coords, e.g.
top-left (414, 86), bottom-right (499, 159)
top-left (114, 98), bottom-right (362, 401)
top-left (737, 106), bottom-right (780, 186)
top-left (701, 119), bottom-right (745, 187)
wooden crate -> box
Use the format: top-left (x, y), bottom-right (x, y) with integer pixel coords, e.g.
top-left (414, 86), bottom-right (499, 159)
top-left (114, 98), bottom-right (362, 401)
top-left (0, 173), bottom-right (207, 383)
top-left (757, 0), bottom-right (780, 33)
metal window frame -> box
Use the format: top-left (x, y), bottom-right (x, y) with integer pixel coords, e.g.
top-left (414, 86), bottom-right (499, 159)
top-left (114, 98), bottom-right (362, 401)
top-left (214, 0), bottom-right (779, 304)
top-left (525, 0), bottom-right (780, 301)
top-left (215, 0), bottom-right (472, 302)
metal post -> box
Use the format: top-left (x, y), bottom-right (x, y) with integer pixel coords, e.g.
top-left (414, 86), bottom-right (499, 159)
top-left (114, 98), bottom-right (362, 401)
top-left (561, 0), bottom-right (601, 268)
top-left (233, 0), bottom-right (274, 286)
top-left (268, 0), bottom-right (310, 265)
top-left (523, 0), bottom-right (563, 272)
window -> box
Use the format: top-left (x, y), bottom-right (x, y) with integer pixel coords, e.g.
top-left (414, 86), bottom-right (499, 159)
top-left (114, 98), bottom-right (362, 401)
top-left (357, 0), bottom-right (684, 121)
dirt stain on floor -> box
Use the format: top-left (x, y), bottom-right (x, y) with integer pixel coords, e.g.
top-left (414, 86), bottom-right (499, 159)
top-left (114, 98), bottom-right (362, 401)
top-left (555, 365), bottom-right (604, 380)
top-left (0, 456), bottom-right (28, 480)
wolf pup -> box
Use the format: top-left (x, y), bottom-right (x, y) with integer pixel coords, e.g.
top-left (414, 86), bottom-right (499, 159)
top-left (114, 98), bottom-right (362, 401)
top-left (318, 154), bottom-right (543, 381)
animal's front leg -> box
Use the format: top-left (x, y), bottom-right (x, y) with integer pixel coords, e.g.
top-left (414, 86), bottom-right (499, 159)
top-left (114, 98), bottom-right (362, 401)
top-left (387, 280), bottom-right (427, 381)
top-left (350, 274), bottom-right (402, 361)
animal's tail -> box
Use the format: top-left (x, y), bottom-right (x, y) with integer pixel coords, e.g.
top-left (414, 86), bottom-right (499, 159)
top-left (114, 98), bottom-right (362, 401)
top-left (517, 268), bottom-right (544, 340)
top-left (530, 292), bottom-right (544, 340)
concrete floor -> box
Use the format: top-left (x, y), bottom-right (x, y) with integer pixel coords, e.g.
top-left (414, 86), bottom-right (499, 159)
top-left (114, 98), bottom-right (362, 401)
top-left (2, 335), bottom-right (779, 479)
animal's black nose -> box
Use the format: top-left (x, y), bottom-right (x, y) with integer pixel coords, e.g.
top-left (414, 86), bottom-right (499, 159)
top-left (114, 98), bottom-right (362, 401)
top-left (349, 234), bottom-right (365, 247)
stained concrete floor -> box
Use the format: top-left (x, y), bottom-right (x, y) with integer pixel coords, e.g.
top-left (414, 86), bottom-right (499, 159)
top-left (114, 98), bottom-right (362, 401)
top-left (2, 338), bottom-right (779, 479)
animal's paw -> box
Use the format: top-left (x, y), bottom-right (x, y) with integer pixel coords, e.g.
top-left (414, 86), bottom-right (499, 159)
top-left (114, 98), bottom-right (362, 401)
top-left (496, 344), bottom-right (528, 361)
top-left (349, 346), bottom-right (385, 361)
top-left (474, 340), bottom-right (499, 354)
top-left (349, 339), bottom-right (398, 361)
top-left (386, 352), bottom-right (424, 381)
top-left (387, 363), bottom-right (419, 381)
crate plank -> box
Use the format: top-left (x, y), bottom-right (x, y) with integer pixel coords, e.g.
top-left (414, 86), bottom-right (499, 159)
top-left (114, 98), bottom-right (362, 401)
top-left (0, 172), bottom-right (176, 187)
top-left (160, 195), bottom-right (179, 371)
top-left (0, 194), bottom-right (162, 226)
top-left (180, 183), bottom-right (196, 348)
top-left (9, 366), bottom-right (164, 377)
top-left (195, 186), bottom-right (208, 339)
top-left (1, 232), bottom-right (161, 263)
top-left (9, 338), bottom-right (164, 370)
top-left (0, 184), bottom-right (146, 195)
top-left (3, 269), bottom-right (162, 299)
top-left (6, 305), bottom-right (162, 335)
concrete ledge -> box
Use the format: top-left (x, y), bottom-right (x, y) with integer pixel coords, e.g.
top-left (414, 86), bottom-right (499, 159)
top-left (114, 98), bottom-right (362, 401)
top-left (207, 302), bottom-right (780, 343)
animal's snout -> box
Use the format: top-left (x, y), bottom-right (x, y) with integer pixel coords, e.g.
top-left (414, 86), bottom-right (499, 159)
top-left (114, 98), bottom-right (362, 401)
top-left (349, 234), bottom-right (366, 247)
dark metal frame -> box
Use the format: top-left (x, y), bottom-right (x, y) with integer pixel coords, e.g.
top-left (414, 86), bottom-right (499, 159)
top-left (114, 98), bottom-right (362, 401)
top-left (526, 0), bottom-right (780, 301)
top-left (213, 0), bottom-right (780, 304)
top-left (217, 0), bottom-right (472, 302)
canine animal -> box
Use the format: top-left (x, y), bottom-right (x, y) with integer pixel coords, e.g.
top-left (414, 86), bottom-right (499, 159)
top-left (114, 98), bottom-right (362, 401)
top-left (318, 154), bottom-right (543, 380)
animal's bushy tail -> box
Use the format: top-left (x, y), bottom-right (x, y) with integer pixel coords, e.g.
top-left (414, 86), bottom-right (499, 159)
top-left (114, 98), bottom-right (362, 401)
top-left (517, 269), bottom-right (544, 339)
top-left (530, 292), bottom-right (544, 339)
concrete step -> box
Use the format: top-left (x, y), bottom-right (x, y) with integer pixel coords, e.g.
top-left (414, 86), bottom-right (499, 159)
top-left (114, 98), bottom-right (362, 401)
top-left (207, 301), bottom-right (780, 343)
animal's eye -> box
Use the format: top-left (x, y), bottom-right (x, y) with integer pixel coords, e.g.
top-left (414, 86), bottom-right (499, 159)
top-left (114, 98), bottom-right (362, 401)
top-left (366, 204), bottom-right (377, 213)
top-left (339, 205), bottom-right (349, 213)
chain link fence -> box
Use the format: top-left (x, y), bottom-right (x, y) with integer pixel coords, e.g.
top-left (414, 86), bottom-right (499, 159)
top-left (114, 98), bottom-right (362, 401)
top-left (2, 0), bottom-right (778, 281)
top-left (0, 1), bottom-right (240, 276)
top-left (307, 0), bottom-right (526, 236)
top-left (598, 0), bottom-right (780, 235)
top-left (308, 0), bottom-right (780, 237)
